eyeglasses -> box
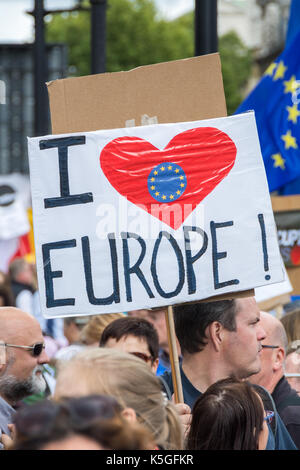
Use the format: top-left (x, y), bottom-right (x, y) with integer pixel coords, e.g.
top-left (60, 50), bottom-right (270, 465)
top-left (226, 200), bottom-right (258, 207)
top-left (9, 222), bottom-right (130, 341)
top-left (4, 342), bottom-right (45, 357)
top-left (264, 410), bottom-right (274, 424)
top-left (130, 351), bottom-right (153, 363)
top-left (261, 345), bottom-right (279, 349)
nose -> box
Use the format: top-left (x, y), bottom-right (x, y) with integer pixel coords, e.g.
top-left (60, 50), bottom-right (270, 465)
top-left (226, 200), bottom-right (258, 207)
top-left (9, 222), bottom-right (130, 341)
top-left (257, 324), bottom-right (266, 342)
top-left (38, 349), bottom-right (50, 364)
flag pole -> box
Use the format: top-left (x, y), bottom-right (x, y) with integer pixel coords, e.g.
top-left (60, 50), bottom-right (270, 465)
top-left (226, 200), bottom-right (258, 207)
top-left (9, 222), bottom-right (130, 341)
top-left (165, 305), bottom-right (184, 403)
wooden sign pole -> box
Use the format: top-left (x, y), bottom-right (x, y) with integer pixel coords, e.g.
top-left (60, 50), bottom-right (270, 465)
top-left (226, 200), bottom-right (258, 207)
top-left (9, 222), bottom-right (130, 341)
top-left (165, 305), bottom-right (184, 404)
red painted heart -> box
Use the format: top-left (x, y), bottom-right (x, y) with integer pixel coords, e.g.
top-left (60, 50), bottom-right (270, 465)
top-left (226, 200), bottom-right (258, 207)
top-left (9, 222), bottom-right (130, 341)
top-left (100, 127), bottom-right (237, 229)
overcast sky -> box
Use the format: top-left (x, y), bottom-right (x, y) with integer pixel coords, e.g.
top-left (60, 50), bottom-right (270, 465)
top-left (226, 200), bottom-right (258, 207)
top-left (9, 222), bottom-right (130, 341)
top-left (0, 0), bottom-right (194, 43)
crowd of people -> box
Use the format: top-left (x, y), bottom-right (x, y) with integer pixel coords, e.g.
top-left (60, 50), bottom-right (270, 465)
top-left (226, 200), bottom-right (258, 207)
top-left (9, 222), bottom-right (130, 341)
top-left (0, 257), bottom-right (300, 451)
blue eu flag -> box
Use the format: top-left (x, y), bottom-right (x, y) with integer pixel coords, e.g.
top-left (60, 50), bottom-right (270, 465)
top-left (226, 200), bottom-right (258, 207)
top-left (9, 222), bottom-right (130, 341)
top-left (278, 0), bottom-right (300, 195)
top-left (235, 29), bottom-right (300, 192)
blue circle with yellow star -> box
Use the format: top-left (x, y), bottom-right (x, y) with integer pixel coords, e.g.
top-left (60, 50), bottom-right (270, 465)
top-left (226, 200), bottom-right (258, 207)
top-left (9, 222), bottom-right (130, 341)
top-left (147, 162), bottom-right (187, 202)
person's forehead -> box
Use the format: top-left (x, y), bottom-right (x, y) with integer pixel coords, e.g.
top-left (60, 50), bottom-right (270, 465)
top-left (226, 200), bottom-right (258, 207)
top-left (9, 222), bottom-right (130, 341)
top-left (236, 297), bottom-right (260, 320)
top-left (113, 334), bottom-right (150, 353)
top-left (285, 352), bottom-right (300, 371)
top-left (5, 315), bottom-right (43, 344)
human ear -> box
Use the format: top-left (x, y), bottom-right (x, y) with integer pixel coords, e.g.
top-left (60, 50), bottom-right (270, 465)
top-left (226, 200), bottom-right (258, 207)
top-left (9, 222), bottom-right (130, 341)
top-left (207, 322), bottom-right (224, 352)
top-left (151, 358), bottom-right (159, 374)
top-left (273, 347), bottom-right (285, 372)
top-left (122, 407), bottom-right (137, 423)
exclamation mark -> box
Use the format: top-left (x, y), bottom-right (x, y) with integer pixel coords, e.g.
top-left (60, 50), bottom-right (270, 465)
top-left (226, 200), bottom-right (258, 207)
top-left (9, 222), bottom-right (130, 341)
top-left (258, 214), bottom-right (271, 281)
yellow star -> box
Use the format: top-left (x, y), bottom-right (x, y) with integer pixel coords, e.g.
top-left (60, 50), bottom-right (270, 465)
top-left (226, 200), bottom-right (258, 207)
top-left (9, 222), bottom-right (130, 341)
top-left (160, 166), bottom-right (165, 171)
top-left (283, 75), bottom-right (300, 94)
top-left (155, 191), bottom-right (160, 196)
top-left (286, 104), bottom-right (300, 124)
top-left (271, 153), bottom-right (285, 170)
top-left (154, 171), bottom-right (158, 175)
top-left (264, 62), bottom-right (277, 77)
top-left (281, 129), bottom-right (298, 150)
top-left (151, 185), bottom-right (155, 190)
top-left (179, 176), bottom-right (184, 180)
top-left (169, 194), bottom-right (174, 200)
top-left (176, 190), bottom-right (181, 195)
top-left (273, 61), bottom-right (287, 80)
top-left (150, 177), bottom-right (155, 182)
top-left (175, 169), bottom-right (180, 173)
top-left (162, 195), bottom-right (166, 200)
top-left (168, 165), bottom-right (172, 170)
top-left (180, 183), bottom-right (185, 188)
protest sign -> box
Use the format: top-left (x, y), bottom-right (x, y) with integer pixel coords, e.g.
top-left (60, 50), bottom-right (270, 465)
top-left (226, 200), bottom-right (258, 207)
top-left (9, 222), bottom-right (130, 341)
top-left (271, 195), bottom-right (300, 295)
top-left (0, 173), bottom-right (32, 272)
top-left (275, 211), bottom-right (300, 268)
top-left (28, 111), bottom-right (284, 319)
top-left (0, 173), bottom-right (30, 240)
top-left (47, 54), bottom-right (257, 302)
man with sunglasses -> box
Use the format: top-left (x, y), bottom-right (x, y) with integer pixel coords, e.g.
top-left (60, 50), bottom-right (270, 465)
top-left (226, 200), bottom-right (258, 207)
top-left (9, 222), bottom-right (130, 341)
top-left (0, 306), bottom-right (49, 448)
top-left (249, 311), bottom-right (300, 449)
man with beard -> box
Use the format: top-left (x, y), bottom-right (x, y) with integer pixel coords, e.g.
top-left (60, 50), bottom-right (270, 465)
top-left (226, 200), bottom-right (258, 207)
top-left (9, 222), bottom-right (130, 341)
top-left (0, 307), bottom-right (49, 448)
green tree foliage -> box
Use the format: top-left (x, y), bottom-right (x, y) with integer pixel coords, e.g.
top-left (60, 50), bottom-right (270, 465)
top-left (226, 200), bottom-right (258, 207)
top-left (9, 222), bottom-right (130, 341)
top-left (46, 0), bottom-right (193, 75)
top-left (171, 13), bottom-right (253, 114)
top-left (46, 0), bottom-right (252, 114)
top-left (219, 31), bottom-right (252, 114)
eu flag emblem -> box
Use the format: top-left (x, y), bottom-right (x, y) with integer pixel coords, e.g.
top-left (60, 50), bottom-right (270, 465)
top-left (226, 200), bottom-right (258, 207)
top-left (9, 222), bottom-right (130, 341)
top-left (147, 163), bottom-right (187, 203)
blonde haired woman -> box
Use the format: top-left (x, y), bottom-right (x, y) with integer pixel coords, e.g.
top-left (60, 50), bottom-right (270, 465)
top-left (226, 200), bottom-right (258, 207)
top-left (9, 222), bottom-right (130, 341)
top-left (79, 313), bottom-right (125, 346)
top-left (54, 348), bottom-right (183, 450)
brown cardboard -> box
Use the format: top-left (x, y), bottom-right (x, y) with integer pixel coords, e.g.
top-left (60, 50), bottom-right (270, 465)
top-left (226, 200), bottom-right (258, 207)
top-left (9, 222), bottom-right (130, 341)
top-left (47, 53), bottom-right (255, 301)
top-left (47, 54), bottom-right (227, 134)
top-left (258, 293), bottom-right (291, 313)
top-left (271, 195), bottom-right (300, 212)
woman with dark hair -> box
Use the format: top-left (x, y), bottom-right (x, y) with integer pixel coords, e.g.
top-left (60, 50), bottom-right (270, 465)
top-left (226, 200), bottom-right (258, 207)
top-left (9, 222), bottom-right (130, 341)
top-left (9, 395), bottom-right (154, 450)
top-left (186, 377), bottom-right (271, 450)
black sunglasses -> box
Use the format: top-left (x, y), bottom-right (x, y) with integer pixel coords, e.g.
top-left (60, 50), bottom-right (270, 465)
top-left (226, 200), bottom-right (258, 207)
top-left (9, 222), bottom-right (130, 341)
top-left (4, 342), bottom-right (45, 357)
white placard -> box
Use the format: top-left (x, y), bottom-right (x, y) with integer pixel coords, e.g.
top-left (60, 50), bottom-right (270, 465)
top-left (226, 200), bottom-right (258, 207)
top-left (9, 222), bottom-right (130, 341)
top-left (255, 259), bottom-right (292, 303)
top-left (28, 112), bottom-right (284, 318)
top-left (0, 173), bottom-right (30, 240)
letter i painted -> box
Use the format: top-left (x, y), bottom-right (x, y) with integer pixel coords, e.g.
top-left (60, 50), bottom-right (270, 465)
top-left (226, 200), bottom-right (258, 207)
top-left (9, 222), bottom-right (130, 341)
top-left (258, 213), bottom-right (271, 281)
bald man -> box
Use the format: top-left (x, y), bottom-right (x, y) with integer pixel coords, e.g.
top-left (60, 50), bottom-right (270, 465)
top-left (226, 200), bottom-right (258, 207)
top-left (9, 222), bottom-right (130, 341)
top-left (249, 311), bottom-right (300, 449)
top-left (285, 350), bottom-right (300, 395)
top-left (0, 307), bottom-right (49, 447)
